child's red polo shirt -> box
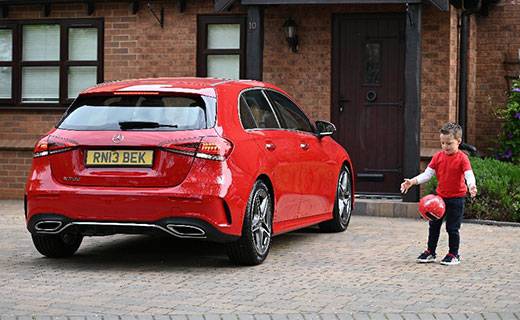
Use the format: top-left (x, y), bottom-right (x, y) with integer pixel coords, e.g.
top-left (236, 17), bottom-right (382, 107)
top-left (428, 150), bottom-right (472, 198)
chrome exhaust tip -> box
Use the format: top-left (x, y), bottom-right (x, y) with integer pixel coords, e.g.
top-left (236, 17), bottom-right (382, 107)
top-left (34, 220), bottom-right (63, 232)
top-left (166, 224), bottom-right (206, 237)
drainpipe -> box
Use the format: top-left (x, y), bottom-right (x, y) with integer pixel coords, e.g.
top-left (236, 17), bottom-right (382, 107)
top-left (458, 11), bottom-right (470, 141)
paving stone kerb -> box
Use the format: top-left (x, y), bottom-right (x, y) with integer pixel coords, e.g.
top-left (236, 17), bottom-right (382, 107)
top-left (1, 201), bottom-right (519, 315)
top-left (2, 314), bottom-right (520, 320)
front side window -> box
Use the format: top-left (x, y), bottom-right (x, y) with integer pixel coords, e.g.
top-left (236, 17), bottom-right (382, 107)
top-left (265, 91), bottom-right (314, 133)
top-left (197, 16), bottom-right (245, 80)
top-left (0, 19), bottom-right (103, 108)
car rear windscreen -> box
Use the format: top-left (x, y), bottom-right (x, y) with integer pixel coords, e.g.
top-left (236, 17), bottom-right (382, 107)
top-left (58, 94), bottom-right (216, 131)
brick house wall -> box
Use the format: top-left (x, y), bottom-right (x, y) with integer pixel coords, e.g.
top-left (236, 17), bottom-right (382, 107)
top-left (0, 1), bottom-right (229, 199)
top-left (0, 0), bottom-right (511, 199)
top-left (420, 4), bottom-right (458, 154)
top-left (263, 4), bottom-right (405, 122)
top-left (467, 14), bottom-right (478, 144)
top-left (474, 0), bottom-right (520, 152)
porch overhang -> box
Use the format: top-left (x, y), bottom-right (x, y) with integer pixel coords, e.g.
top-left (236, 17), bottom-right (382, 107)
top-left (215, 0), bottom-right (448, 11)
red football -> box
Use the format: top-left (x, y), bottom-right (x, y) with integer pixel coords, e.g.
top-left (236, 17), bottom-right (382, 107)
top-left (418, 194), bottom-right (446, 221)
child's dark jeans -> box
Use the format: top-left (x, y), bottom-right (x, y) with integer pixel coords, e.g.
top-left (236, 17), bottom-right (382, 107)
top-left (427, 197), bottom-right (465, 255)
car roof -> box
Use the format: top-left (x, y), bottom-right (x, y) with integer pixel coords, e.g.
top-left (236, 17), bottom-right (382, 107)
top-left (80, 77), bottom-right (280, 98)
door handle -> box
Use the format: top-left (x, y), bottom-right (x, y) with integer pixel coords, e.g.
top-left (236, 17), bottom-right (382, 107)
top-left (300, 143), bottom-right (309, 150)
top-left (339, 98), bottom-right (350, 113)
top-left (265, 143), bottom-right (276, 151)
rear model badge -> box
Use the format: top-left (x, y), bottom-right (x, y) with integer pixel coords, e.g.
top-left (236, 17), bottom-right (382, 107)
top-left (63, 176), bottom-right (80, 182)
top-left (112, 134), bottom-right (124, 144)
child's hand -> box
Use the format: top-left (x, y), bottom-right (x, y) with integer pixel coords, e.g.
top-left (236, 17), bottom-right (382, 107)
top-left (469, 185), bottom-right (477, 197)
top-left (400, 178), bottom-right (415, 194)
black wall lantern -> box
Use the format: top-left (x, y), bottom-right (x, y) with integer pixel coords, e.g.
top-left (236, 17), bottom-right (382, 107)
top-left (283, 18), bottom-right (299, 53)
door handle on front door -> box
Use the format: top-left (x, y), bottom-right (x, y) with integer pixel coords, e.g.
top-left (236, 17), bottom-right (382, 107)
top-left (265, 143), bottom-right (276, 151)
top-left (300, 143), bottom-right (309, 150)
top-left (339, 98), bottom-right (350, 113)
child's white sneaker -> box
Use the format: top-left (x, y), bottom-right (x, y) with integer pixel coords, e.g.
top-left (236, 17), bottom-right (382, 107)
top-left (440, 253), bottom-right (461, 265)
top-left (416, 249), bottom-right (436, 263)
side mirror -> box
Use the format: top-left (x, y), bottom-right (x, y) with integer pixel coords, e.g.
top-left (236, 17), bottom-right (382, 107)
top-left (315, 120), bottom-right (336, 138)
top-left (460, 142), bottom-right (478, 156)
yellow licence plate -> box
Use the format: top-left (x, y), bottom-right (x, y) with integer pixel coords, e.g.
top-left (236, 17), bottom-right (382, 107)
top-left (85, 150), bottom-right (154, 167)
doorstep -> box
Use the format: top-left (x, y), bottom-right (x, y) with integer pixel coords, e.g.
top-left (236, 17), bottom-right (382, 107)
top-left (353, 198), bottom-right (419, 219)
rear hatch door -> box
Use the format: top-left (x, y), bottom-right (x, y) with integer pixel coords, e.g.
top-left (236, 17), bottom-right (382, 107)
top-left (49, 92), bottom-right (216, 188)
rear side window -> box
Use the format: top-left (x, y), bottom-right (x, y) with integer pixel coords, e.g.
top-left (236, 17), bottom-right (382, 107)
top-left (239, 96), bottom-right (257, 129)
top-left (265, 90), bottom-right (314, 133)
top-left (240, 90), bottom-right (279, 129)
top-left (58, 94), bottom-right (216, 131)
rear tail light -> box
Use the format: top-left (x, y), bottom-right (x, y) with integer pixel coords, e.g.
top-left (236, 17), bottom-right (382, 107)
top-left (196, 136), bottom-right (234, 161)
top-left (162, 136), bottom-right (233, 161)
top-left (33, 135), bottom-right (78, 158)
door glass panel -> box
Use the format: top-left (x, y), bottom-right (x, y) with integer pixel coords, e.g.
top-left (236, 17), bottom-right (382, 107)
top-left (68, 66), bottom-right (97, 98)
top-left (0, 29), bottom-right (12, 61)
top-left (69, 28), bottom-right (98, 61)
top-left (23, 25), bottom-right (60, 61)
top-left (0, 67), bottom-right (11, 98)
top-left (266, 91), bottom-right (313, 132)
top-left (241, 90), bottom-right (279, 129)
top-left (207, 55), bottom-right (239, 79)
top-left (208, 24), bottom-right (240, 49)
top-left (364, 42), bottom-right (381, 84)
top-left (22, 67), bottom-right (59, 103)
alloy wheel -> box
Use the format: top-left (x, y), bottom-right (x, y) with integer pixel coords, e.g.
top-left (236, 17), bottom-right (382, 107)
top-left (251, 188), bottom-right (272, 256)
top-left (338, 169), bottom-right (352, 225)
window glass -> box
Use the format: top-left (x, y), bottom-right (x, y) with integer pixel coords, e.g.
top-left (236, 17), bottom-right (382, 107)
top-left (68, 66), bottom-right (97, 98)
top-left (365, 42), bottom-right (381, 84)
top-left (265, 91), bottom-right (313, 133)
top-left (69, 28), bottom-right (97, 61)
top-left (0, 29), bottom-right (12, 61)
top-left (239, 96), bottom-right (257, 129)
top-left (0, 67), bottom-right (11, 99)
top-left (22, 67), bottom-right (59, 103)
top-left (207, 55), bottom-right (239, 79)
top-left (0, 20), bottom-right (101, 107)
top-left (242, 90), bottom-right (279, 129)
top-left (23, 25), bottom-right (60, 61)
top-left (198, 17), bottom-right (244, 79)
top-left (60, 95), bottom-right (216, 131)
top-left (208, 24), bottom-right (240, 49)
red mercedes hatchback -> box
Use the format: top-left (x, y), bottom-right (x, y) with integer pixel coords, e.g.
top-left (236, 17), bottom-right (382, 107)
top-left (25, 78), bottom-right (355, 265)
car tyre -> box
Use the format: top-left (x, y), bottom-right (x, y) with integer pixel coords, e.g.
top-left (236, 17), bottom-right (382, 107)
top-left (226, 180), bottom-right (273, 266)
top-left (31, 233), bottom-right (83, 258)
top-left (319, 165), bottom-right (353, 232)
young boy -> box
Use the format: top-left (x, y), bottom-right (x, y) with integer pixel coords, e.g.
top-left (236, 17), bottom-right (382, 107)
top-left (401, 122), bottom-right (477, 266)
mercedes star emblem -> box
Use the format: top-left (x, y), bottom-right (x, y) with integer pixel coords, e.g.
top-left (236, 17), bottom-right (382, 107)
top-left (112, 134), bottom-right (124, 144)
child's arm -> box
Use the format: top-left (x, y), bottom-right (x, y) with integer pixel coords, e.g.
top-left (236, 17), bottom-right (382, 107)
top-left (400, 167), bottom-right (436, 194)
top-left (464, 170), bottom-right (477, 197)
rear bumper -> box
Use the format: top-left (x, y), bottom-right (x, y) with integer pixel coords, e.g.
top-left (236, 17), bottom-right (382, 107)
top-left (27, 213), bottom-right (239, 243)
top-left (26, 158), bottom-right (253, 239)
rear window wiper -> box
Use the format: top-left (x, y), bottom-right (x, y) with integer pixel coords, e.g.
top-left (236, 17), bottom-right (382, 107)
top-left (118, 121), bottom-right (178, 130)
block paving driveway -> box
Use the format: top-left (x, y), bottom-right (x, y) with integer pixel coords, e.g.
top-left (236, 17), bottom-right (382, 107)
top-left (0, 201), bottom-right (519, 315)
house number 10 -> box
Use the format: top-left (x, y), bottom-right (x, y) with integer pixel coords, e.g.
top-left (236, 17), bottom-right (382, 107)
top-left (248, 21), bottom-right (257, 30)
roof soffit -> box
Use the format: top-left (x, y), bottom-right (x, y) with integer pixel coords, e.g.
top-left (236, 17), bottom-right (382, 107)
top-left (215, 0), bottom-right (448, 11)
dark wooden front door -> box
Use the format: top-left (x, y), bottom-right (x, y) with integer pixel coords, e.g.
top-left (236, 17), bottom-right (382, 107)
top-left (332, 14), bottom-right (405, 196)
